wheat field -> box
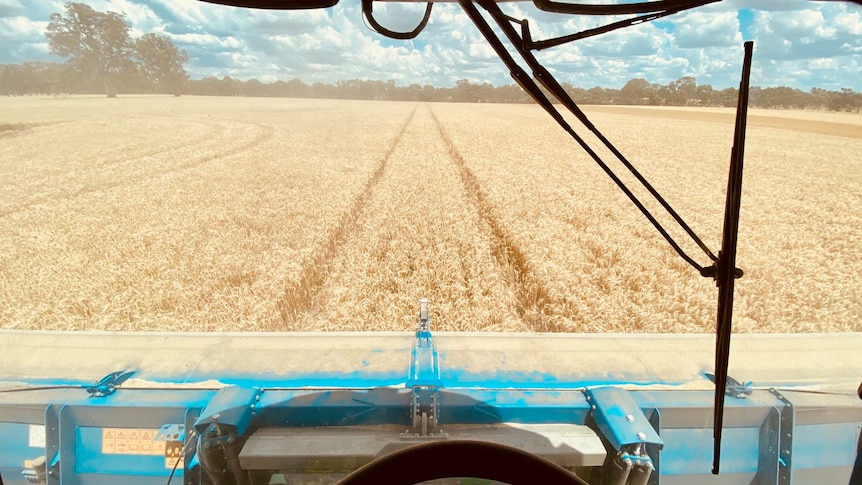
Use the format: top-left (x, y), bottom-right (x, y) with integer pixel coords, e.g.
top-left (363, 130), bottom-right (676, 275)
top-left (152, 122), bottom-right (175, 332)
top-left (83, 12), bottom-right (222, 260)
top-left (1, 95), bottom-right (859, 333)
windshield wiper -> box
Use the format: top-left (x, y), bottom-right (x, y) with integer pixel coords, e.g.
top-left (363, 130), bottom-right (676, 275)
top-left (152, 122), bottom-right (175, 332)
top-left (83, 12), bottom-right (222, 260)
top-left (712, 40), bottom-right (753, 474)
top-left (454, 0), bottom-right (750, 473)
top-left (0, 370), bottom-right (135, 398)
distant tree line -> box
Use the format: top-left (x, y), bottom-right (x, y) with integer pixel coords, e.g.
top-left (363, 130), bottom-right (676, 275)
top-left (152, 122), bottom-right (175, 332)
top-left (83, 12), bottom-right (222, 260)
top-left (2, 2), bottom-right (860, 111)
top-left (4, 62), bottom-right (860, 112)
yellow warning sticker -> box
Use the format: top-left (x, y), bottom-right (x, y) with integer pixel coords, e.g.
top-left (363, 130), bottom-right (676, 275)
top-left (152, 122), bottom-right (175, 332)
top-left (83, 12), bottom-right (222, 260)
top-left (101, 428), bottom-right (165, 456)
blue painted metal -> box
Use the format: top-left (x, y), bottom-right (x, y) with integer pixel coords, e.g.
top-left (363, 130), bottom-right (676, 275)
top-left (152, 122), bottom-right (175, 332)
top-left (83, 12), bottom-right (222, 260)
top-left (1, 333), bottom-right (861, 484)
top-left (85, 371), bottom-right (135, 398)
top-left (194, 386), bottom-right (261, 435)
top-left (21, 392), bottom-right (212, 485)
top-left (0, 385), bottom-right (860, 484)
top-left (660, 427), bottom-right (760, 475)
top-left (407, 301), bottom-right (441, 388)
top-left (585, 386), bottom-right (663, 450)
top-left (794, 423), bottom-right (860, 470)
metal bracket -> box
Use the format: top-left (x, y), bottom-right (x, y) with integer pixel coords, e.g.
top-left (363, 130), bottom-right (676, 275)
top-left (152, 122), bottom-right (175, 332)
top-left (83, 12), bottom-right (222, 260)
top-left (705, 373), bottom-right (752, 399)
top-left (194, 386), bottom-right (262, 485)
top-left (406, 298), bottom-right (441, 388)
top-left (600, 447), bottom-right (655, 485)
top-left (401, 387), bottom-right (447, 440)
top-left (585, 387), bottom-right (663, 450)
top-left (194, 386), bottom-right (261, 435)
top-left (586, 387), bottom-right (660, 485)
top-left (85, 370), bottom-right (134, 398)
top-left (769, 388), bottom-right (794, 484)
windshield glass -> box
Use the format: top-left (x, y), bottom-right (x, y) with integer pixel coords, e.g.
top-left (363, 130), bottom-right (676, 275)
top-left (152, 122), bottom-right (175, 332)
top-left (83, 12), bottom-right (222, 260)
top-left (1, 1), bottom-right (859, 334)
top-left (1, 2), bottom-right (861, 484)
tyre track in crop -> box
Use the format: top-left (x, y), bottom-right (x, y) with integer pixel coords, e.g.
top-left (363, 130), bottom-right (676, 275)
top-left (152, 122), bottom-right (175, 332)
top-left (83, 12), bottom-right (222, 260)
top-left (0, 115), bottom-right (222, 183)
top-left (0, 120), bottom-right (71, 139)
top-left (429, 108), bottom-right (564, 331)
top-left (276, 106), bottom-right (418, 327)
top-left (0, 117), bottom-right (273, 218)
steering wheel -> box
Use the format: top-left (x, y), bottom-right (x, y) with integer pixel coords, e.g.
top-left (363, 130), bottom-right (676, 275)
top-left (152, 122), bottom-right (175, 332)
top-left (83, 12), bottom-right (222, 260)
top-left (338, 440), bottom-right (589, 485)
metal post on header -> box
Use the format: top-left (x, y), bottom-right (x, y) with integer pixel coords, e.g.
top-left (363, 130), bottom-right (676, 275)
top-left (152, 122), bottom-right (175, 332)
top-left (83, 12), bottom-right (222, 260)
top-left (713, 39), bottom-right (754, 475)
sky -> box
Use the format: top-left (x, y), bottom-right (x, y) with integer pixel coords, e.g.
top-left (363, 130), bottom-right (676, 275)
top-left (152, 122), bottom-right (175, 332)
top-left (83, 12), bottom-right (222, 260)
top-left (0, 0), bottom-right (860, 90)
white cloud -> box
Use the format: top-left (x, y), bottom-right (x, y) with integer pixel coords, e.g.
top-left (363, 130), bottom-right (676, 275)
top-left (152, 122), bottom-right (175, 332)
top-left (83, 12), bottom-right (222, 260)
top-left (674, 11), bottom-right (742, 47)
top-left (0, 16), bottom-right (53, 62)
top-left (2, 0), bottom-right (860, 91)
top-left (171, 32), bottom-right (242, 49)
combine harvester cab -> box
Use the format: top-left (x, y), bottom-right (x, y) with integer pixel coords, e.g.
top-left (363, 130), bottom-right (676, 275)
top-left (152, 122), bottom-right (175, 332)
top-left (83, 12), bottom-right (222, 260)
top-left (1, 323), bottom-right (860, 484)
top-left (2, 0), bottom-right (861, 484)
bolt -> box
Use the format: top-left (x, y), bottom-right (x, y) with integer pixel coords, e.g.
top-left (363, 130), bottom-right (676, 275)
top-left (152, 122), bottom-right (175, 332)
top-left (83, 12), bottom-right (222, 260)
top-left (212, 413), bottom-right (220, 422)
top-left (626, 414), bottom-right (635, 422)
top-left (637, 432), bottom-right (647, 441)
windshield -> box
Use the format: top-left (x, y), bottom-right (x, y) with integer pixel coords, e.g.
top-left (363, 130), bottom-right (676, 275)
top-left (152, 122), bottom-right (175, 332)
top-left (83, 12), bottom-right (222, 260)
top-left (1, 0), bottom-right (859, 334)
top-left (1, 2), bottom-right (861, 483)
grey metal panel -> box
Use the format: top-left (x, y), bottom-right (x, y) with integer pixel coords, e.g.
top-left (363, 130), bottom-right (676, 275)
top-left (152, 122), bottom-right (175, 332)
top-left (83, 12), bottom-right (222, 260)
top-left (792, 466), bottom-right (855, 484)
top-left (239, 423), bottom-right (606, 471)
top-left (0, 404), bottom-right (45, 423)
top-left (655, 401), bottom-right (773, 430)
top-left (661, 472), bottom-right (757, 484)
top-left (635, 390), bottom-right (782, 430)
top-left (787, 391), bottom-right (862, 426)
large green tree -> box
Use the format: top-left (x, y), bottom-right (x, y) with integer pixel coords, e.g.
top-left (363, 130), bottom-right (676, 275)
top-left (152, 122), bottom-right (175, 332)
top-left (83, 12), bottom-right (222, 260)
top-left (620, 78), bottom-right (650, 105)
top-left (135, 33), bottom-right (189, 96)
top-left (45, 2), bottom-right (133, 97)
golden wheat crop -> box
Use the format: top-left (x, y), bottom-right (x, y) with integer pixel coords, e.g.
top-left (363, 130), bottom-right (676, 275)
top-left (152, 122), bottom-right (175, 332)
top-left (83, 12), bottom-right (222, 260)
top-left (1, 95), bottom-right (859, 332)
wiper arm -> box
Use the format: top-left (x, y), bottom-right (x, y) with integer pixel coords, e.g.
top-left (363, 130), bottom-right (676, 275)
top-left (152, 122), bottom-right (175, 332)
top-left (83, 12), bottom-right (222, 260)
top-left (0, 370), bottom-right (135, 398)
top-left (461, 0), bottom-right (718, 273)
top-left (457, 0), bottom-right (751, 473)
top-left (712, 40), bottom-right (753, 474)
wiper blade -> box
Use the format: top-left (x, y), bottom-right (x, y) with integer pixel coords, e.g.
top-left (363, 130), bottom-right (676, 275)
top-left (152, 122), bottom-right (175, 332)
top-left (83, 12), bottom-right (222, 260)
top-left (712, 40), bottom-right (753, 475)
top-left (0, 384), bottom-right (86, 393)
top-left (0, 370), bottom-right (135, 398)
